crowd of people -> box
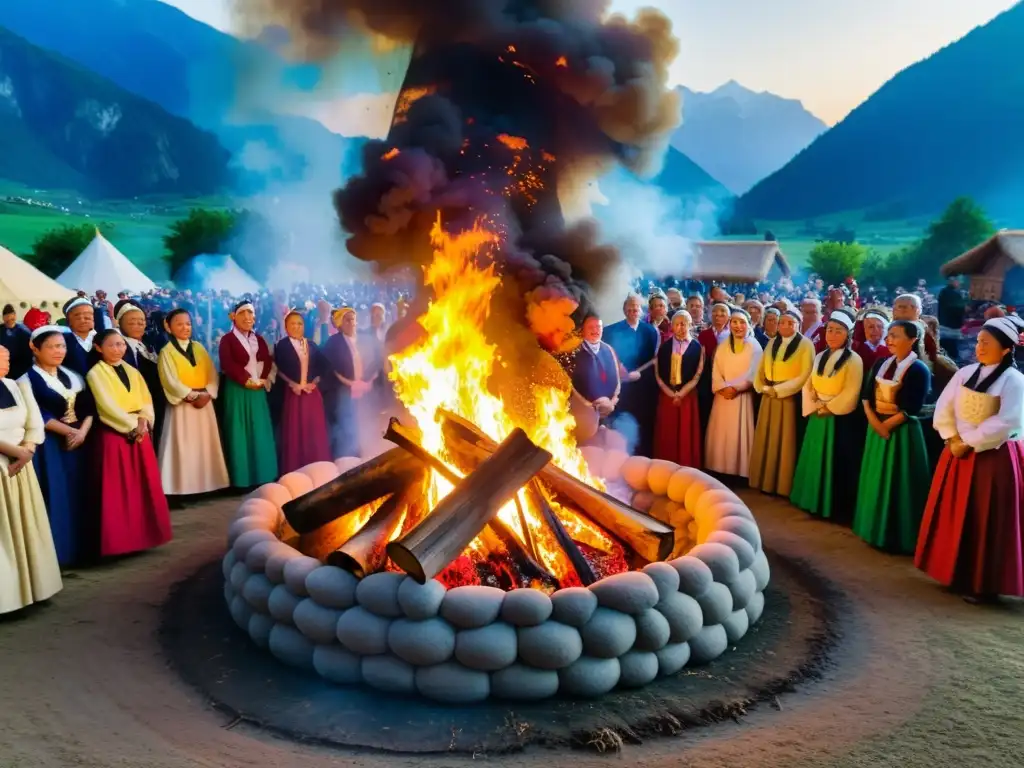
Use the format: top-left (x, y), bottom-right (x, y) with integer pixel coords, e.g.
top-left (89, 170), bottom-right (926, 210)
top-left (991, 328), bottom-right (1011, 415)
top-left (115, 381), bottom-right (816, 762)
top-left (1, 272), bottom-right (1021, 616)
top-left (569, 282), bottom-right (1024, 605)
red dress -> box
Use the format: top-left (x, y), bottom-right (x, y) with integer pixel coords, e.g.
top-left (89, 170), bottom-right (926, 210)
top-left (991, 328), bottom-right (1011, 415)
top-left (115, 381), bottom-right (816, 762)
top-left (653, 339), bottom-right (704, 468)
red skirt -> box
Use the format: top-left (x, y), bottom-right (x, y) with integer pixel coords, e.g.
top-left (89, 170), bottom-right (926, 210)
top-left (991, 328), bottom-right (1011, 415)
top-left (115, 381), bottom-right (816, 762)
top-left (653, 390), bottom-right (703, 468)
top-left (93, 425), bottom-right (172, 557)
top-left (915, 442), bottom-right (1024, 597)
top-left (277, 388), bottom-right (332, 474)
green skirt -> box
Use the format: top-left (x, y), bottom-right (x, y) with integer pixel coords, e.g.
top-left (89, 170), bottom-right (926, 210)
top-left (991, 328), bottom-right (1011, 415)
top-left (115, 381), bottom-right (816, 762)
top-left (790, 412), bottom-right (863, 525)
top-left (221, 378), bottom-right (279, 489)
top-left (852, 418), bottom-right (929, 553)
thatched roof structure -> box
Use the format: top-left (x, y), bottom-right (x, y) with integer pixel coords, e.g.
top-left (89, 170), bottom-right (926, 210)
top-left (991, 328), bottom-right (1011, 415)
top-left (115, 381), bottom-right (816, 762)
top-left (688, 241), bottom-right (791, 283)
top-left (940, 230), bottom-right (1024, 301)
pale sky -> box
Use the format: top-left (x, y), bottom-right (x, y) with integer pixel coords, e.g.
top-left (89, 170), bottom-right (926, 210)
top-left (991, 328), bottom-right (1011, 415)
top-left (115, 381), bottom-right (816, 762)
top-left (164, 0), bottom-right (1018, 124)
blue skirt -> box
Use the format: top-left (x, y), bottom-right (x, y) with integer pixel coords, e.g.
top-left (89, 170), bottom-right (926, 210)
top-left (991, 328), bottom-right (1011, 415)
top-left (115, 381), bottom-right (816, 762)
top-left (33, 435), bottom-right (85, 567)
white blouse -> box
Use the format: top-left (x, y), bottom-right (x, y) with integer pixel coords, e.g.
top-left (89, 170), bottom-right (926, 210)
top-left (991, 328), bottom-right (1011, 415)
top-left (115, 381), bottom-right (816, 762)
top-left (933, 364), bottom-right (1024, 452)
top-left (0, 379), bottom-right (45, 454)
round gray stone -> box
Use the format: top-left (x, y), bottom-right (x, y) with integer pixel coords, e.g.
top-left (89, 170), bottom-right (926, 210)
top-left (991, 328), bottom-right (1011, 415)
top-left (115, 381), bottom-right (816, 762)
top-left (267, 584), bottom-right (302, 625)
top-left (558, 656), bottom-right (620, 697)
top-left (241, 573), bottom-right (274, 613)
top-left (491, 664), bottom-right (560, 701)
top-left (268, 623), bottom-right (315, 670)
top-left (500, 588), bottom-right (553, 627)
top-left (264, 547), bottom-right (304, 585)
top-left (655, 641), bottom-right (691, 677)
top-left (244, 539), bottom-right (281, 573)
top-left (751, 550), bottom-right (771, 592)
top-left (231, 595), bottom-right (251, 629)
top-left (306, 566), bottom-right (359, 609)
top-left (227, 517), bottom-right (270, 548)
top-left (336, 606), bottom-right (391, 655)
top-left (229, 561), bottom-right (250, 593)
top-left (688, 542), bottom-right (741, 584)
top-left (454, 622), bottom-right (518, 671)
top-left (293, 599), bottom-right (344, 644)
top-left (283, 556), bottom-right (322, 597)
top-left (440, 585), bottom-right (505, 629)
top-left (670, 555), bottom-right (714, 598)
top-left (617, 650), bottom-right (659, 688)
top-left (696, 582), bottom-right (733, 625)
top-left (633, 608), bottom-right (671, 652)
top-left (355, 572), bottom-right (406, 618)
top-left (221, 550), bottom-right (236, 580)
top-left (688, 624), bottom-right (729, 665)
top-left (580, 607), bottom-right (637, 658)
top-left (313, 645), bottom-right (361, 685)
top-left (655, 591), bottom-right (703, 643)
top-left (589, 571), bottom-right (660, 615)
top-left (362, 655), bottom-right (415, 694)
top-left (706, 531), bottom-right (756, 571)
top-left (387, 618), bottom-right (456, 666)
top-left (517, 622), bottom-right (583, 670)
top-left (727, 569), bottom-right (757, 611)
top-left (722, 608), bottom-right (750, 644)
top-left (248, 612), bottom-right (275, 649)
top-left (397, 578), bottom-right (447, 620)
top-left (716, 515), bottom-right (762, 553)
top-left (231, 528), bottom-right (277, 563)
top-left (416, 662), bottom-right (490, 703)
top-left (745, 589), bottom-right (766, 625)
top-left (642, 561), bottom-right (681, 602)
top-left (549, 587), bottom-right (597, 627)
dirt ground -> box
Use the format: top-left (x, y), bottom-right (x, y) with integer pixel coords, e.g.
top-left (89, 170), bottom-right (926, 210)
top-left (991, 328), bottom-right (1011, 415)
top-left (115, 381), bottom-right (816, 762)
top-left (0, 492), bottom-right (1022, 768)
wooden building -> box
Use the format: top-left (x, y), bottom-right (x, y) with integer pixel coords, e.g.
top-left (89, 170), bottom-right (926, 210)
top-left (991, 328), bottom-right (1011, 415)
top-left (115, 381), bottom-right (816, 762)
top-left (940, 230), bottom-right (1024, 301)
top-left (688, 241), bottom-right (792, 283)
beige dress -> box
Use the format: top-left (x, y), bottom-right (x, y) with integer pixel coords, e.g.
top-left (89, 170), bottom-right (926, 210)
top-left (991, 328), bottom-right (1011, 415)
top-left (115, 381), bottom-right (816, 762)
top-left (0, 378), bottom-right (62, 614)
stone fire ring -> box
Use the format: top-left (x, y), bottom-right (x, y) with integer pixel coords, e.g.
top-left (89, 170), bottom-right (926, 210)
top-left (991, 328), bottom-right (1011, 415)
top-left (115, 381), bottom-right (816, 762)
top-left (222, 451), bottom-right (770, 703)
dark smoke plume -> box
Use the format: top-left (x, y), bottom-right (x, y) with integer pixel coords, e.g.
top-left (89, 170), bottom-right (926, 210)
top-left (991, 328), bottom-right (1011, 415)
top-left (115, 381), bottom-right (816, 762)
top-left (236, 0), bottom-right (680, 347)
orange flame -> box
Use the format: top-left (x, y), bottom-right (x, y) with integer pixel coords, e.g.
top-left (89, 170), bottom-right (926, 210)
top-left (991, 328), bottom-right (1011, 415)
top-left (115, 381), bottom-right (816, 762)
top-left (388, 216), bottom-right (612, 581)
top-left (497, 134), bottom-right (529, 151)
top-left (381, 148), bottom-right (400, 161)
top-left (555, 56), bottom-right (568, 67)
top-left (393, 86), bottom-right (436, 123)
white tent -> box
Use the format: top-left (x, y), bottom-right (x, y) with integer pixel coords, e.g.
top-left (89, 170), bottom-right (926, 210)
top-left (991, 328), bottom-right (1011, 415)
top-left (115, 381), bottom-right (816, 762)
top-left (57, 230), bottom-right (156, 295)
top-left (175, 254), bottom-right (262, 296)
top-left (0, 245), bottom-right (75, 319)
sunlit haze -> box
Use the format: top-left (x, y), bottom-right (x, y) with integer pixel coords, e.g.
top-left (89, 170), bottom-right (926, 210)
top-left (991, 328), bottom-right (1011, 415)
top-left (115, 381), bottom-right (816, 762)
top-left (162, 0), bottom-right (1017, 124)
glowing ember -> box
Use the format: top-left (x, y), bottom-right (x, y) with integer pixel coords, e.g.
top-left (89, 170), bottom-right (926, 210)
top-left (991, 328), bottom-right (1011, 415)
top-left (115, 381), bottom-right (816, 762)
top-left (381, 147), bottom-right (400, 161)
top-left (387, 216), bottom-right (622, 586)
top-left (393, 85), bottom-right (437, 123)
top-left (555, 55), bottom-right (568, 67)
top-left (497, 134), bottom-right (529, 151)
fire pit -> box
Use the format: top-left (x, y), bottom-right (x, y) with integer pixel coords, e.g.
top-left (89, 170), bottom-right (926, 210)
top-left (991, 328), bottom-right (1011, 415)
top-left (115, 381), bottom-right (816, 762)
top-left (221, 224), bottom-right (768, 703)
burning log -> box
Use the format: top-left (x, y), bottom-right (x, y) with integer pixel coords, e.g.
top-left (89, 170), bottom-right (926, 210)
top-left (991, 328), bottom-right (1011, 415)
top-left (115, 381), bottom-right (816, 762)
top-left (282, 448), bottom-right (424, 534)
top-left (383, 417), bottom-right (555, 585)
top-left (438, 409), bottom-right (674, 563)
top-left (525, 481), bottom-right (598, 587)
top-left (386, 428), bottom-right (552, 583)
top-left (326, 472), bottom-right (427, 577)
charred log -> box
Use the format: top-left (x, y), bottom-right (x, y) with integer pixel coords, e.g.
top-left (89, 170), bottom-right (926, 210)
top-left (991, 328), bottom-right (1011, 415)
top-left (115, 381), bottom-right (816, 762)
top-left (525, 481), bottom-right (598, 587)
top-left (386, 428), bottom-right (552, 583)
top-left (282, 448), bottom-right (424, 534)
top-left (438, 409), bottom-right (674, 563)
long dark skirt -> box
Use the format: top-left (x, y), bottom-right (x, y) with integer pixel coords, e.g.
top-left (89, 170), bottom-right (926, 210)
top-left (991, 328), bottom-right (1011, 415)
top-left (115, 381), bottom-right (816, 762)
top-left (653, 391), bottom-right (702, 468)
top-left (277, 388), bottom-right (332, 474)
top-left (33, 433), bottom-right (86, 566)
top-left (915, 442), bottom-right (1024, 597)
top-left (790, 410), bottom-right (865, 525)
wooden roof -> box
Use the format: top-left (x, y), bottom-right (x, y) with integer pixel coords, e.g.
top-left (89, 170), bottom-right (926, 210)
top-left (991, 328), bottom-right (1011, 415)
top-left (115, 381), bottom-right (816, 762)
top-left (941, 230), bottom-right (1024, 276)
top-left (688, 241), bottom-right (791, 282)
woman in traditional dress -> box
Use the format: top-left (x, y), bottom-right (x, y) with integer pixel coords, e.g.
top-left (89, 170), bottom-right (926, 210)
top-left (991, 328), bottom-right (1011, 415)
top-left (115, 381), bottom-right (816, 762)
top-left (86, 329), bottom-right (172, 556)
top-left (705, 307), bottom-right (763, 479)
top-left (915, 316), bottom-right (1024, 602)
top-left (750, 308), bottom-right (815, 495)
top-left (60, 296), bottom-right (97, 377)
top-left (322, 307), bottom-right (378, 458)
top-left (218, 300), bottom-right (278, 488)
top-left (116, 300), bottom-right (165, 448)
top-left (696, 302), bottom-right (731, 442)
top-left (20, 326), bottom-right (94, 567)
top-left (273, 309), bottom-right (331, 473)
top-left (157, 309), bottom-right (230, 496)
top-left (0, 345), bottom-right (62, 615)
top-left (790, 308), bottom-right (866, 524)
top-left (760, 307), bottom-right (780, 349)
top-left (653, 310), bottom-right (704, 468)
top-left (852, 320), bottom-right (932, 554)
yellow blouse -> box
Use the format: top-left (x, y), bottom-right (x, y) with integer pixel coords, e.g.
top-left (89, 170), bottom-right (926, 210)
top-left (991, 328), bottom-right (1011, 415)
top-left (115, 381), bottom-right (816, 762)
top-left (158, 341), bottom-right (218, 406)
top-left (755, 334), bottom-right (815, 398)
top-left (87, 361), bottom-right (155, 434)
top-left (801, 349), bottom-right (864, 417)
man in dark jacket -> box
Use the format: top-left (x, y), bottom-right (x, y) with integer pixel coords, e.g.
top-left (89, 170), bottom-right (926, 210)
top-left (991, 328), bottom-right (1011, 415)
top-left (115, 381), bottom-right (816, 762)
top-left (1, 304), bottom-right (32, 379)
top-left (937, 277), bottom-right (967, 363)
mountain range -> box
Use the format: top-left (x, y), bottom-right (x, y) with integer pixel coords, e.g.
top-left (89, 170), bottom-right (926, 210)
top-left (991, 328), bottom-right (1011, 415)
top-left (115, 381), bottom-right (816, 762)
top-left (670, 81), bottom-right (827, 195)
top-left (735, 1), bottom-right (1024, 220)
